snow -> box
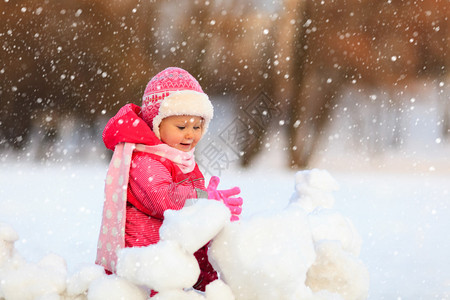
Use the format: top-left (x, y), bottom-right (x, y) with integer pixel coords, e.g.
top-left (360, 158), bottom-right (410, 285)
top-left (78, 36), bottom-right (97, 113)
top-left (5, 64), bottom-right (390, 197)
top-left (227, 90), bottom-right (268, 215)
top-left (1, 160), bottom-right (449, 299)
top-left (207, 169), bottom-right (368, 300)
top-left (87, 275), bottom-right (147, 300)
top-left (65, 265), bottom-right (105, 297)
top-left (1, 163), bottom-right (371, 299)
top-left (159, 200), bottom-right (230, 255)
top-left (210, 205), bottom-right (317, 299)
top-left (0, 251), bottom-right (67, 300)
top-left (0, 97), bottom-right (449, 299)
top-left (117, 239), bottom-right (201, 292)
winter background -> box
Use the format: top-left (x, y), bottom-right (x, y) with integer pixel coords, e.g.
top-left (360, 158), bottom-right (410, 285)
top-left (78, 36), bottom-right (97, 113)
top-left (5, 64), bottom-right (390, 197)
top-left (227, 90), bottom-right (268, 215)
top-left (1, 0), bottom-right (450, 299)
top-left (1, 93), bottom-right (450, 299)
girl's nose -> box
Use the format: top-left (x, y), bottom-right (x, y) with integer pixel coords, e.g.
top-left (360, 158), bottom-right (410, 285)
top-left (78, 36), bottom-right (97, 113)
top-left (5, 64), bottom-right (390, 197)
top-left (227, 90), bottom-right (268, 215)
top-left (185, 128), bottom-right (194, 139)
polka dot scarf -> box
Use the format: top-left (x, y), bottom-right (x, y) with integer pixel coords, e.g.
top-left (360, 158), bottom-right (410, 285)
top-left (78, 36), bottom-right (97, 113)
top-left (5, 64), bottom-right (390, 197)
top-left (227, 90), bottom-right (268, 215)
top-left (95, 142), bottom-right (196, 272)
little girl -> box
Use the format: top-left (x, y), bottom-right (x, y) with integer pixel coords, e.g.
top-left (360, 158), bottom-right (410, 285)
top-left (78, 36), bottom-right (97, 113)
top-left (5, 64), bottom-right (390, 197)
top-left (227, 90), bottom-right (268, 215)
top-left (95, 67), bottom-right (243, 292)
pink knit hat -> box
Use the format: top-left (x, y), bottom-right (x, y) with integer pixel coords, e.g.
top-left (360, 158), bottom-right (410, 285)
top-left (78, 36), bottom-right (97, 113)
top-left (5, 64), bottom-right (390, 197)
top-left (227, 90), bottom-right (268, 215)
top-left (141, 67), bottom-right (214, 139)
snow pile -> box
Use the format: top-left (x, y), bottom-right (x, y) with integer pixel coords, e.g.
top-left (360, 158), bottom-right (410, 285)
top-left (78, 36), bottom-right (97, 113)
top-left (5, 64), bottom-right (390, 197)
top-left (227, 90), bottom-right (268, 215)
top-left (0, 222), bottom-right (69, 300)
top-left (0, 201), bottom-right (233, 300)
top-left (0, 223), bottom-right (18, 267)
top-left (0, 169), bottom-right (368, 300)
top-left (115, 199), bottom-right (232, 299)
top-left (86, 275), bottom-right (148, 300)
top-left (0, 221), bottom-right (105, 300)
top-left (209, 169), bottom-right (369, 300)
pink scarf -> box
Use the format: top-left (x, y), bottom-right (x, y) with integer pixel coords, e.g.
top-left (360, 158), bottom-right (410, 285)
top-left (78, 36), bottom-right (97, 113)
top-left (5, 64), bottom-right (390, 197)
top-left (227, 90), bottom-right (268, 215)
top-left (95, 142), bottom-right (196, 272)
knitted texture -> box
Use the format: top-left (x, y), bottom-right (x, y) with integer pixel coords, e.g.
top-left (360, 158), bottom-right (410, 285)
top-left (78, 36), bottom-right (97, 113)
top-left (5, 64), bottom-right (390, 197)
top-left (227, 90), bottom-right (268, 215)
top-left (141, 67), bottom-right (210, 134)
top-left (96, 142), bottom-right (198, 273)
top-left (96, 142), bottom-right (135, 273)
top-left (143, 67), bottom-right (204, 100)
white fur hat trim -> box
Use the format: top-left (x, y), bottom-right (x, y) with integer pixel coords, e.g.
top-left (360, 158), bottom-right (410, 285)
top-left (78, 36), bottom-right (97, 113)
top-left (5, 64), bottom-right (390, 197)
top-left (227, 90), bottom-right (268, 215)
top-left (152, 90), bottom-right (214, 139)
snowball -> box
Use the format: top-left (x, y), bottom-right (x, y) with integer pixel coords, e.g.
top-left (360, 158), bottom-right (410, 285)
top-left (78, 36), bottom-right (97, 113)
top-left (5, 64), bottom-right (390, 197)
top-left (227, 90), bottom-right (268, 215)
top-left (160, 199), bottom-right (230, 254)
top-left (116, 240), bottom-right (200, 291)
top-left (66, 264), bottom-right (106, 296)
top-left (0, 253), bottom-right (67, 300)
top-left (35, 293), bottom-right (62, 300)
top-left (0, 222), bottom-right (19, 243)
top-left (37, 253), bottom-right (67, 279)
top-left (209, 206), bottom-right (316, 300)
top-left (295, 169), bottom-right (339, 192)
top-left (308, 208), bottom-right (362, 256)
top-left (152, 289), bottom-right (205, 300)
top-left (205, 279), bottom-right (235, 300)
top-left (290, 169), bottom-right (339, 212)
top-left (307, 290), bottom-right (344, 300)
top-left (87, 275), bottom-right (147, 300)
top-left (0, 222), bottom-right (19, 266)
top-left (306, 241), bottom-right (369, 300)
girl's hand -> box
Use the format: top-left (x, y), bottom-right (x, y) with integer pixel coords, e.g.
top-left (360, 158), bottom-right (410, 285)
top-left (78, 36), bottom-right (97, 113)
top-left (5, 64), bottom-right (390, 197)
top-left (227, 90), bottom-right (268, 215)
top-left (206, 176), bottom-right (243, 221)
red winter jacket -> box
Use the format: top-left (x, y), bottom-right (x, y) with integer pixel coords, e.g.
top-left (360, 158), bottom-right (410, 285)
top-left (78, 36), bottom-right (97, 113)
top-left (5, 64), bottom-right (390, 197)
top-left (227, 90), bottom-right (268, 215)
top-left (102, 104), bottom-right (217, 291)
top-left (102, 103), bottom-right (207, 247)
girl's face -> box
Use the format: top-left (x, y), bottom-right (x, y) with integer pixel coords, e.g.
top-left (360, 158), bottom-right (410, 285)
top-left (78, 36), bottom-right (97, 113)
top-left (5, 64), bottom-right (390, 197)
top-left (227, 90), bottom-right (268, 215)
top-left (159, 115), bottom-right (204, 152)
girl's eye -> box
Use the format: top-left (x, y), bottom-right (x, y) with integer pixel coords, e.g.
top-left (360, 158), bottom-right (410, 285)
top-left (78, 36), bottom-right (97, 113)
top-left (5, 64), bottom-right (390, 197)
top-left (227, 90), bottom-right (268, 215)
top-left (177, 126), bottom-right (185, 130)
top-left (194, 126), bottom-right (201, 130)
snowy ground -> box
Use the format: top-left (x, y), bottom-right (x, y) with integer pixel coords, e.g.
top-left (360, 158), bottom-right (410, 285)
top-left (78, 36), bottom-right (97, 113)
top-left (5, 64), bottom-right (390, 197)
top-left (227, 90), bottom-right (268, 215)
top-left (0, 156), bottom-right (449, 299)
top-left (1, 92), bottom-right (450, 299)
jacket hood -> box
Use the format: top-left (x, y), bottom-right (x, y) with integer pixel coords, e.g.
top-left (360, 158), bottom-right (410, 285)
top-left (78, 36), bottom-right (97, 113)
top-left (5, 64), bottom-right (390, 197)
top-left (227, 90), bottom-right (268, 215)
top-left (102, 103), bottom-right (162, 150)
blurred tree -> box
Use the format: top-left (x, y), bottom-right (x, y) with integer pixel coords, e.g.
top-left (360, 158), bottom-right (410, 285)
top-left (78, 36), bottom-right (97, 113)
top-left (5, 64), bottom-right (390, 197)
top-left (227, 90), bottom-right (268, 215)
top-left (0, 0), bottom-right (163, 155)
top-left (242, 0), bottom-right (449, 168)
top-left (0, 0), bottom-right (448, 166)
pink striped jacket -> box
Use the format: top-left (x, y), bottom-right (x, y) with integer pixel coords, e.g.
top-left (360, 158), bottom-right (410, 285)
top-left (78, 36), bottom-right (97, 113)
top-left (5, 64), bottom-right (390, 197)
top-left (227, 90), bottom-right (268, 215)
top-left (96, 104), bottom-right (207, 273)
